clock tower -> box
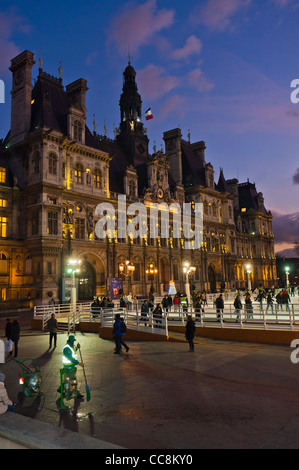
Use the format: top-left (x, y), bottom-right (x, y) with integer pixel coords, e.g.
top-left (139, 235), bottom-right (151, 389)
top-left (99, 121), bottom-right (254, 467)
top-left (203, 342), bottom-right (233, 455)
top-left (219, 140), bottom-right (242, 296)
top-left (117, 62), bottom-right (149, 165)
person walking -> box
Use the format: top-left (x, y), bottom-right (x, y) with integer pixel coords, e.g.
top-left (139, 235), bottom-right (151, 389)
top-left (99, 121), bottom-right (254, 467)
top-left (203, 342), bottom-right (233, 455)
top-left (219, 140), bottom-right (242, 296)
top-left (256, 290), bottom-right (266, 312)
top-left (266, 291), bottom-right (274, 313)
top-left (215, 294), bottom-right (224, 321)
top-left (202, 291), bottom-right (208, 307)
top-left (141, 300), bottom-right (149, 326)
top-left (153, 303), bottom-right (163, 328)
top-left (162, 295), bottom-right (169, 314)
top-left (48, 313), bottom-right (58, 349)
top-left (233, 292), bottom-right (242, 322)
top-left (282, 289), bottom-right (291, 311)
top-left (245, 293), bottom-right (253, 318)
top-left (276, 290), bottom-right (283, 310)
top-left (0, 372), bottom-right (15, 414)
top-left (185, 315), bottom-right (196, 352)
top-left (173, 294), bottom-right (180, 312)
top-left (113, 314), bottom-right (129, 354)
top-left (11, 320), bottom-right (20, 358)
top-left (181, 294), bottom-right (188, 313)
top-left (194, 295), bottom-right (203, 321)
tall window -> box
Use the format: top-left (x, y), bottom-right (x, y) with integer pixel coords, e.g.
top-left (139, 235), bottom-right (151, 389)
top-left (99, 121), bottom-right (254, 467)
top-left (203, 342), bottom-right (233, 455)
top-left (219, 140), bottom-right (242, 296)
top-left (49, 153), bottom-right (57, 175)
top-left (0, 167), bottom-right (6, 184)
top-left (0, 199), bottom-right (7, 208)
top-left (75, 164), bottom-right (83, 184)
top-left (74, 120), bottom-right (83, 142)
top-left (0, 217), bottom-right (7, 237)
top-left (74, 218), bottom-right (85, 239)
top-left (47, 211), bottom-right (58, 235)
top-left (0, 253), bottom-right (7, 275)
top-left (94, 168), bottom-right (101, 189)
top-left (33, 152), bottom-right (40, 174)
top-left (32, 210), bottom-right (39, 235)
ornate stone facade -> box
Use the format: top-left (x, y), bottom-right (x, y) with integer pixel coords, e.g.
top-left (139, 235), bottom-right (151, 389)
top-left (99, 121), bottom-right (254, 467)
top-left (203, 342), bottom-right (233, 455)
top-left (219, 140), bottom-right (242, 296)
top-left (0, 50), bottom-right (276, 305)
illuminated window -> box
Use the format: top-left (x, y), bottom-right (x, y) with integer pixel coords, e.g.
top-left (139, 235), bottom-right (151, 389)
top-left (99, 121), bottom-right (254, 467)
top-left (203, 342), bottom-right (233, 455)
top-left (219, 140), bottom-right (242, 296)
top-left (0, 167), bottom-right (6, 184)
top-left (241, 208), bottom-right (247, 213)
top-left (75, 164), bottom-right (83, 184)
top-left (0, 199), bottom-right (7, 208)
top-left (0, 288), bottom-right (7, 300)
top-left (0, 216), bottom-right (7, 237)
top-left (86, 169), bottom-right (91, 185)
top-left (94, 168), bottom-right (101, 189)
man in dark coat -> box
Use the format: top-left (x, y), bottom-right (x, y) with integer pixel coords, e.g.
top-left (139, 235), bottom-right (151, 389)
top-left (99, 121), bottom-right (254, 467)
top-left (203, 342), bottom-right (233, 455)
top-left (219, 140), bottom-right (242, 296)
top-left (185, 315), bottom-right (196, 352)
top-left (48, 313), bottom-right (58, 349)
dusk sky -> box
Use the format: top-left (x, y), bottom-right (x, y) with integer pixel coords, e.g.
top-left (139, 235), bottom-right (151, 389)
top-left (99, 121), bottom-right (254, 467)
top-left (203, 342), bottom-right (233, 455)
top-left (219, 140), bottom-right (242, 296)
top-left (0, 0), bottom-right (299, 252)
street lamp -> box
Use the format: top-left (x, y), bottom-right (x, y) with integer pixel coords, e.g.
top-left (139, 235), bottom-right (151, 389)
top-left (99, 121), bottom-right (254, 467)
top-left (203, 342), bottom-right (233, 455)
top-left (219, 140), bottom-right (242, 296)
top-left (119, 260), bottom-right (135, 277)
top-left (246, 264), bottom-right (252, 291)
top-left (285, 266), bottom-right (290, 288)
top-left (67, 258), bottom-right (81, 311)
top-left (146, 263), bottom-right (158, 293)
top-left (183, 262), bottom-right (196, 304)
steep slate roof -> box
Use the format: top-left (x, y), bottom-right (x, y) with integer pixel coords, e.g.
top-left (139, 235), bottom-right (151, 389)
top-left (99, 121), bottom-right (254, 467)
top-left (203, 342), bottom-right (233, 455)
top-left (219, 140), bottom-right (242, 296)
top-left (217, 169), bottom-right (230, 193)
top-left (31, 72), bottom-right (68, 133)
top-left (181, 141), bottom-right (206, 187)
top-left (238, 181), bottom-right (269, 214)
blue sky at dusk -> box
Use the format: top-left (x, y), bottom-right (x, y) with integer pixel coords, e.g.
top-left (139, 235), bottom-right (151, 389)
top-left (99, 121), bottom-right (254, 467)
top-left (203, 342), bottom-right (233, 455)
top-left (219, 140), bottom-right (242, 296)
top-left (0, 0), bottom-right (299, 252)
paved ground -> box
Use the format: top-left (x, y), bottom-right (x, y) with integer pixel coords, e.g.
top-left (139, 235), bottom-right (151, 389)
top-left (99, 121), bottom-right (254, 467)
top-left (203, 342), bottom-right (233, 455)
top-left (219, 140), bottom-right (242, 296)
top-left (1, 326), bottom-right (299, 449)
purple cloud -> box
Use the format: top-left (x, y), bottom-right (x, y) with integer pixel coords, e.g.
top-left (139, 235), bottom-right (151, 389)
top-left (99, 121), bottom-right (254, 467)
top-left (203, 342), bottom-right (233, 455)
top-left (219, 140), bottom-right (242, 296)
top-left (0, 9), bottom-right (31, 74)
top-left (172, 35), bottom-right (202, 61)
top-left (191, 0), bottom-right (251, 31)
top-left (293, 168), bottom-right (299, 185)
top-left (106, 0), bottom-right (175, 56)
top-left (138, 64), bottom-right (180, 100)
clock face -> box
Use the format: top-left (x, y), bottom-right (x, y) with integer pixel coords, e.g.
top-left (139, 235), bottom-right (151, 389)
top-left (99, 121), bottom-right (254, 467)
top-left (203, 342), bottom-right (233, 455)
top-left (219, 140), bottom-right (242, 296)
top-left (157, 187), bottom-right (164, 199)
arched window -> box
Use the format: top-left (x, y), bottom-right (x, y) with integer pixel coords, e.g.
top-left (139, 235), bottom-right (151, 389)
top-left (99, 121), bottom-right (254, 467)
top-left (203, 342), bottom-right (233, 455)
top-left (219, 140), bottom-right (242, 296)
top-left (94, 168), bottom-right (102, 189)
top-left (49, 153), bottom-right (57, 175)
top-left (74, 120), bottom-right (83, 142)
top-left (75, 163), bottom-right (83, 184)
top-left (0, 252), bottom-right (7, 275)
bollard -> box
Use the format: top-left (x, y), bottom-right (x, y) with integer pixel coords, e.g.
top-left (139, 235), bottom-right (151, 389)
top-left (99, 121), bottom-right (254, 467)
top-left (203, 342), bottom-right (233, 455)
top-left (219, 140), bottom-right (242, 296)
top-left (0, 339), bottom-right (4, 364)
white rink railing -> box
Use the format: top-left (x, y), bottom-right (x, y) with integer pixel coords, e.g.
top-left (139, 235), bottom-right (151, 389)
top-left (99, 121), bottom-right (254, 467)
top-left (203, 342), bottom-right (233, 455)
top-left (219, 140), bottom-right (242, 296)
top-left (34, 300), bottom-right (299, 335)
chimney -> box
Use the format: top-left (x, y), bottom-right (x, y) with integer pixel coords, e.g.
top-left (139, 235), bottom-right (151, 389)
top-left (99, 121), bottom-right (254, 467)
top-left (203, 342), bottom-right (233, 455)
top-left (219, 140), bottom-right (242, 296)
top-left (163, 128), bottom-right (183, 184)
top-left (191, 140), bottom-right (206, 165)
top-left (9, 50), bottom-right (36, 146)
top-left (66, 78), bottom-right (88, 116)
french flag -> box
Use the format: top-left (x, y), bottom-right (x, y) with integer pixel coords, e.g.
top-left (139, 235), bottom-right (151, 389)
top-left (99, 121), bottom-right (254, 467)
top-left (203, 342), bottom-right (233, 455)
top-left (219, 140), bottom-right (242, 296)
top-left (145, 108), bottom-right (154, 120)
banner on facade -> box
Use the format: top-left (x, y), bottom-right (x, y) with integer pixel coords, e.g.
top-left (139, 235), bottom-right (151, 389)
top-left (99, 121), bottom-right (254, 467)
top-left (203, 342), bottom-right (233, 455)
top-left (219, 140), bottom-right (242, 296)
top-left (110, 278), bottom-right (123, 300)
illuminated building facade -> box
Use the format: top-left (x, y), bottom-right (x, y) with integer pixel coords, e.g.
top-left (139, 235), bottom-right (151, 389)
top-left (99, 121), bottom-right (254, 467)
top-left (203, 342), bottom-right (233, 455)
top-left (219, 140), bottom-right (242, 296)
top-left (0, 50), bottom-right (276, 305)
